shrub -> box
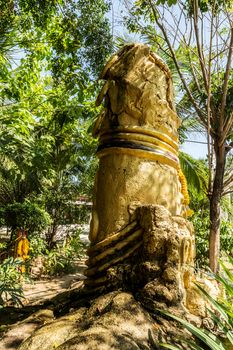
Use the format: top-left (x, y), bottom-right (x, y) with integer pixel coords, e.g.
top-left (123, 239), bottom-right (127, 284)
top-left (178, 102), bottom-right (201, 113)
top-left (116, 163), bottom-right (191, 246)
top-left (220, 220), bottom-right (233, 256)
top-left (0, 207), bottom-right (5, 226)
top-left (190, 190), bottom-right (233, 268)
top-left (43, 229), bottom-right (85, 276)
top-left (29, 236), bottom-right (47, 258)
top-left (4, 201), bottom-right (51, 237)
top-left (43, 246), bottom-right (74, 276)
top-left (0, 242), bottom-right (7, 253)
top-left (0, 257), bottom-right (24, 307)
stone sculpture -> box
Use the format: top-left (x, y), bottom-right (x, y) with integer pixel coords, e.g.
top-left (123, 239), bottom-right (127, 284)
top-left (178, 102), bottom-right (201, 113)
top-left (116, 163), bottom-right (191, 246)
top-left (90, 43), bottom-right (184, 244)
top-left (85, 43), bottom-right (195, 311)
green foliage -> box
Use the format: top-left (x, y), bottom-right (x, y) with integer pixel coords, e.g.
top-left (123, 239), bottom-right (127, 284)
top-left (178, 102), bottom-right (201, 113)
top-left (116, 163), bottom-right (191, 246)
top-left (180, 156), bottom-right (233, 268)
top-left (219, 220), bottom-right (233, 257)
top-left (151, 0), bottom-right (233, 12)
top-left (0, 0), bottom-right (112, 246)
top-left (29, 236), bottom-right (47, 258)
top-left (3, 201), bottom-right (51, 235)
top-left (43, 230), bottom-right (84, 276)
top-left (0, 257), bottom-right (24, 307)
top-left (190, 195), bottom-right (210, 268)
top-left (186, 0), bottom-right (233, 15)
top-left (0, 242), bottom-right (7, 253)
top-left (0, 208), bottom-right (5, 226)
top-left (43, 247), bottom-right (69, 276)
top-left (160, 257), bottom-right (233, 349)
top-left (179, 154), bottom-right (208, 267)
top-left (0, 156), bottom-right (43, 206)
top-left (189, 186), bottom-right (233, 268)
top-left (156, 0), bottom-right (177, 5)
top-left (59, 203), bottom-right (91, 225)
top-left (0, 0), bottom-right (112, 244)
top-left (26, 229), bottom-right (85, 276)
top-left (179, 152), bottom-right (208, 193)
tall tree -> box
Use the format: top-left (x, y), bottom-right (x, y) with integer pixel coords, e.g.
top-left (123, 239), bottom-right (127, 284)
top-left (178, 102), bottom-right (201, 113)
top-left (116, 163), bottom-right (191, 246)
top-left (0, 0), bottom-right (113, 240)
top-left (126, 0), bottom-right (233, 271)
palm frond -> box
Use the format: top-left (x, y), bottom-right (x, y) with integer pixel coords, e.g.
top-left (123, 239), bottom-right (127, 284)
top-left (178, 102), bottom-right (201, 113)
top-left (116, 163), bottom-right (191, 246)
top-left (160, 344), bottom-right (181, 350)
top-left (179, 152), bottom-right (208, 193)
top-left (159, 309), bottom-right (226, 350)
top-left (160, 257), bottom-right (233, 349)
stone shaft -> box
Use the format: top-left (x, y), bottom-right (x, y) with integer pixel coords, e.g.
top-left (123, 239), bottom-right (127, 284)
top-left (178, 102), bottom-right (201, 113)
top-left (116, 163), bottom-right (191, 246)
top-left (90, 43), bottom-right (184, 244)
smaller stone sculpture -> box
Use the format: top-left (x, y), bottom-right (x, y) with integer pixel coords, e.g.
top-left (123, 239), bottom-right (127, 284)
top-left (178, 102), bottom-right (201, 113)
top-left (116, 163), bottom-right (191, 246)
top-left (15, 229), bottom-right (30, 273)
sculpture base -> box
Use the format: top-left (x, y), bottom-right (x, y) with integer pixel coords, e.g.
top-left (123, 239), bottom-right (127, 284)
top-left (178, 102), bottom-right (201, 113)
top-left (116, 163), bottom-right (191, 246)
top-left (19, 206), bottom-right (220, 350)
top-left (86, 204), bottom-right (196, 312)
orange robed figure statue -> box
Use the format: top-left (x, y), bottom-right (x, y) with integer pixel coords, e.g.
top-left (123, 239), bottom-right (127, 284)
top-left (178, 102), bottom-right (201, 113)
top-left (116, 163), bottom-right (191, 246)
top-left (15, 229), bottom-right (30, 273)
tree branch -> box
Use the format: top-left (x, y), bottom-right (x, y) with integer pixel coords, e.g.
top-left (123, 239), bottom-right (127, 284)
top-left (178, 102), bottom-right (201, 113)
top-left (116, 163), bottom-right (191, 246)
top-left (147, 0), bottom-right (207, 128)
top-left (206, 0), bottom-right (216, 196)
top-left (223, 168), bottom-right (233, 189)
top-left (222, 111), bottom-right (233, 145)
top-left (219, 26), bottom-right (233, 144)
top-left (222, 190), bottom-right (233, 196)
top-left (193, 0), bottom-right (209, 93)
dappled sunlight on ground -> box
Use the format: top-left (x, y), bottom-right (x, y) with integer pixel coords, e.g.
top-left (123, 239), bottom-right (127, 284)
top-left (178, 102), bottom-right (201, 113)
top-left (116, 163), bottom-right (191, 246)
top-left (23, 263), bottom-right (86, 305)
top-left (0, 260), bottom-right (87, 350)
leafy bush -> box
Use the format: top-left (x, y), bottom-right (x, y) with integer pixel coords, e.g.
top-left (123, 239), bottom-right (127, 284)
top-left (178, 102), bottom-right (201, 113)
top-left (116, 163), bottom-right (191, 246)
top-left (0, 242), bottom-right (7, 253)
top-left (189, 189), bottom-right (233, 268)
top-left (3, 201), bottom-right (51, 236)
top-left (0, 207), bottom-right (5, 226)
top-left (66, 229), bottom-right (86, 254)
top-left (29, 236), bottom-right (47, 258)
top-left (0, 257), bottom-right (24, 307)
top-left (43, 229), bottom-right (85, 276)
top-left (220, 220), bottom-right (233, 256)
top-left (43, 246), bottom-right (74, 276)
top-left (191, 206), bottom-right (210, 268)
top-left (53, 202), bottom-right (91, 225)
top-left (194, 214), bottom-right (233, 269)
top-left (0, 242), bottom-right (8, 262)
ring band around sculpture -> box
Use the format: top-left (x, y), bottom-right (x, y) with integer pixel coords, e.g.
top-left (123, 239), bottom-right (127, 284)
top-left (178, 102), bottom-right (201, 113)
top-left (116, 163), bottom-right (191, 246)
top-left (97, 127), bottom-right (180, 171)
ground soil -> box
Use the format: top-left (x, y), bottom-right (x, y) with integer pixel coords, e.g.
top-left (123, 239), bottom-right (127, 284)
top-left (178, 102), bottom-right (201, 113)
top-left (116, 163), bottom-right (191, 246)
top-left (23, 266), bottom-right (86, 305)
top-left (0, 260), bottom-right (86, 350)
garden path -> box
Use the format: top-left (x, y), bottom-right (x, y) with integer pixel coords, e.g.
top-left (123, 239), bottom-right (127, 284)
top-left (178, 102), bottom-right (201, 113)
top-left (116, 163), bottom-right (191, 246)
top-left (0, 260), bottom-right (86, 350)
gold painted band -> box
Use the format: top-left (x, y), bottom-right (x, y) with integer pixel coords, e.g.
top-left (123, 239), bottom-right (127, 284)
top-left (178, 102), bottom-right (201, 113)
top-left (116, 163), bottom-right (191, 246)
top-left (87, 228), bottom-right (143, 267)
top-left (87, 220), bottom-right (138, 254)
top-left (97, 141), bottom-right (179, 162)
top-left (97, 147), bottom-right (180, 171)
top-left (100, 133), bottom-right (178, 155)
top-left (85, 241), bottom-right (143, 277)
top-left (99, 126), bottom-right (179, 145)
top-left (84, 275), bottom-right (107, 287)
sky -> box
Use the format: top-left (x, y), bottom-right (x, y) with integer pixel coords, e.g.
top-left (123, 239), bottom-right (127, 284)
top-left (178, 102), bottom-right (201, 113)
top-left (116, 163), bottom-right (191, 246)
top-left (181, 133), bottom-right (208, 159)
top-left (109, 0), bottom-right (208, 160)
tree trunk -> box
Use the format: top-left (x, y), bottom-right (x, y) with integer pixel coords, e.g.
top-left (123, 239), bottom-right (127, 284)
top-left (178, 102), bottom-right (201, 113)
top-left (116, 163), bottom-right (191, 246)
top-left (46, 207), bottom-right (59, 248)
top-left (46, 224), bottom-right (57, 249)
top-left (209, 141), bottom-right (226, 272)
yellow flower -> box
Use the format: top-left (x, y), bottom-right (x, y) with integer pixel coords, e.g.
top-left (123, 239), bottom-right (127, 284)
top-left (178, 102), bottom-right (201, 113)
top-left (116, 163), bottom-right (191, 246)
top-left (178, 167), bottom-right (190, 206)
top-left (186, 208), bottom-right (194, 217)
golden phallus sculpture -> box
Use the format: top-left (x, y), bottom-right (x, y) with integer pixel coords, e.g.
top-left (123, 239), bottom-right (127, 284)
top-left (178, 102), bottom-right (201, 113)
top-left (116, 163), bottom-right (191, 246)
top-left (85, 44), bottom-right (194, 306)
